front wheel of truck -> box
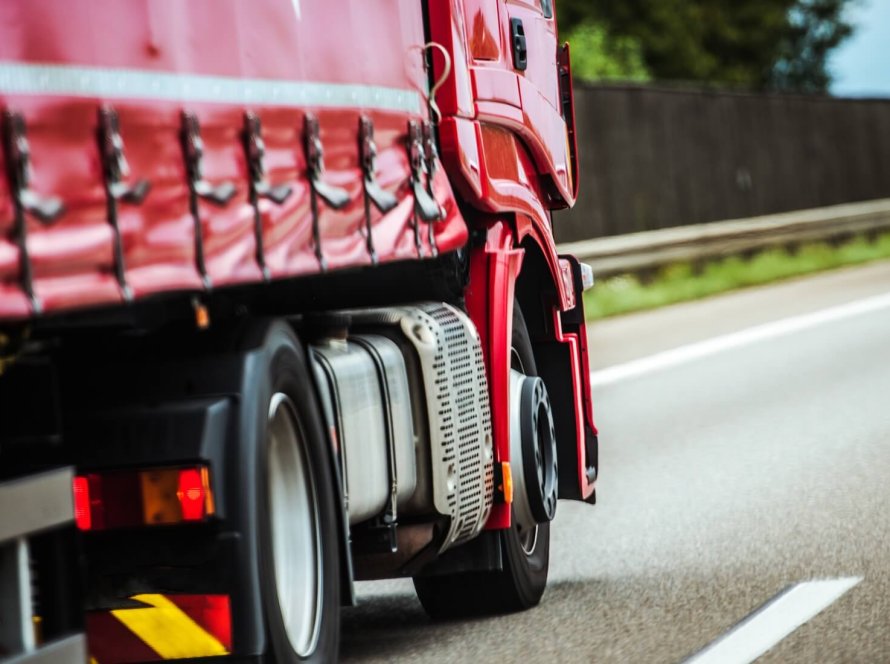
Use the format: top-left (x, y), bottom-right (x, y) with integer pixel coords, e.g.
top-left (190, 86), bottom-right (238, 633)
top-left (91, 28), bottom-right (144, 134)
top-left (413, 303), bottom-right (551, 618)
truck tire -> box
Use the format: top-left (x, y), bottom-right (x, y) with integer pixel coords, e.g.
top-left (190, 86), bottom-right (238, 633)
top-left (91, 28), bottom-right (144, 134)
top-left (413, 304), bottom-right (550, 617)
top-left (249, 321), bottom-right (341, 662)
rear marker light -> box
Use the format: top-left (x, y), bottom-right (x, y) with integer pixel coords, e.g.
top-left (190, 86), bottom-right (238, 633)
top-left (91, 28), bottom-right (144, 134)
top-left (72, 476), bottom-right (91, 530)
top-left (73, 465), bottom-right (214, 531)
top-left (177, 467), bottom-right (211, 521)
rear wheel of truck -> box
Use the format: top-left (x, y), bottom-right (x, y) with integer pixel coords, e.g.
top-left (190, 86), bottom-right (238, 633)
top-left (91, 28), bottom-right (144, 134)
top-left (413, 304), bottom-right (551, 617)
top-left (250, 321), bottom-right (341, 663)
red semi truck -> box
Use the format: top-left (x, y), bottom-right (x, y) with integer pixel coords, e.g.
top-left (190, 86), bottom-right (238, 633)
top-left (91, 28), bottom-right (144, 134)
top-left (0, 1), bottom-right (598, 662)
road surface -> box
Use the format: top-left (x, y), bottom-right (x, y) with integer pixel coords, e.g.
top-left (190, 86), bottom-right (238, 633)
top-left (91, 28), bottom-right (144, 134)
top-left (341, 262), bottom-right (890, 663)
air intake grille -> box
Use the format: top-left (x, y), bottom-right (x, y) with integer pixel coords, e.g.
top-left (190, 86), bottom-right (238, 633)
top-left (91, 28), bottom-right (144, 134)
top-left (419, 303), bottom-right (493, 546)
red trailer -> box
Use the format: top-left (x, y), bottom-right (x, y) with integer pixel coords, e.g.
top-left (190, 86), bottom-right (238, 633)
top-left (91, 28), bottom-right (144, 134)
top-left (0, 1), bottom-right (598, 661)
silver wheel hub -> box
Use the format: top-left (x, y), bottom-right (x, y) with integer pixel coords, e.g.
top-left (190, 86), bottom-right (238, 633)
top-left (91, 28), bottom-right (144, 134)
top-left (509, 369), bottom-right (558, 555)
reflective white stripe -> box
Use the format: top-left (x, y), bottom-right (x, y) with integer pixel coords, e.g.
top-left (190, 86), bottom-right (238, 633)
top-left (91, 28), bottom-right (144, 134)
top-left (0, 61), bottom-right (423, 113)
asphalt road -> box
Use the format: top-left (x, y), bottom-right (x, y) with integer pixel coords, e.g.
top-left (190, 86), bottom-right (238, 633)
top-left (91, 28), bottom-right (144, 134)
top-left (341, 263), bottom-right (890, 664)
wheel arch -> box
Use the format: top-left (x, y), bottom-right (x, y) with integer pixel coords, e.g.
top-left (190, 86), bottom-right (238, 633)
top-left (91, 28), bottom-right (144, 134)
top-left (467, 219), bottom-right (596, 512)
top-left (514, 236), bottom-right (597, 501)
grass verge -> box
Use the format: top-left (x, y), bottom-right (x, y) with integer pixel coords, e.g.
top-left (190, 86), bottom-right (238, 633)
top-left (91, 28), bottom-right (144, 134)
top-left (583, 231), bottom-right (890, 320)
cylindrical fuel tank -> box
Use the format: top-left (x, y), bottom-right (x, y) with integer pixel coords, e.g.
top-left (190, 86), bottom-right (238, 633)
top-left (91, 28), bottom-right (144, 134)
top-left (310, 335), bottom-right (416, 525)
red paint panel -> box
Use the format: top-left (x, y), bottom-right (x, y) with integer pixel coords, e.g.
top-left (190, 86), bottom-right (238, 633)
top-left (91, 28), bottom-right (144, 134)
top-left (428, 0), bottom-right (478, 119)
top-left (0, 0), bottom-right (474, 320)
top-left (169, 594), bottom-right (233, 651)
top-left (190, 107), bottom-right (264, 287)
top-left (472, 68), bottom-right (521, 108)
top-left (463, 0), bottom-right (502, 61)
top-left (0, 148), bottom-right (17, 286)
top-left (115, 104), bottom-right (203, 297)
top-left (516, 75), bottom-right (572, 199)
top-left (502, 1), bottom-right (560, 107)
top-left (438, 117), bottom-right (484, 202)
top-left (429, 168), bottom-right (469, 255)
top-left (370, 136), bottom-right (420, 262)
top-left (20, 100), bottom-right (122, 311)
top-left (0, 243), bottom-right (16, 284)
top-left (557, 42), bottom-right (580, 202)
top-left (439, 0), bottom-right (575, 213)
top-left (0, 0), bottom-right (476, 319)
top-left (0, 0), bottom-right (430, 91)
top-left (86, 611), bottom-right (160, 664)
top-left (256, 110), bottom-right (316, 280)
top-left (476, 122), bottom-right (555, 228)
top-left (443, 107), bottom-right (577, 329)
top-left (314, 111), bottom-right (370, 271)
top-left (514, 214), bottom-right (573, 312)
top-left (465, 221), bottom-right (523, 530)
top-left (0, 289), bottom-right (30, 319)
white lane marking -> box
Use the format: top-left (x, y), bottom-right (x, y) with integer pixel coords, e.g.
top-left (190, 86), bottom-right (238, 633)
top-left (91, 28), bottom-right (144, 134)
top-left (589, 292), bottom-right (890, 387)
top-left (685, 577), bottom-right (862, 664)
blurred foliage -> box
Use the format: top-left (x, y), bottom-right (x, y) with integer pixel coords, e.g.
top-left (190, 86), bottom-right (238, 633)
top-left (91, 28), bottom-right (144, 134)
top-left (557, 0), bottom-right (855, 92)
top-left (584, 232), bottom-right (890, 319)
top-left (770, 0), bottom-right (855, 91)
top-left (564, 22), bottom-right (650, 82)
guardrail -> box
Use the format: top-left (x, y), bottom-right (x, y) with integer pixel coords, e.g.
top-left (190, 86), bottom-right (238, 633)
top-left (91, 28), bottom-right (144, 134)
top-left (557, 198), bottom-right (890, 278)
top-left (0, 468), bottom-right (87, 664)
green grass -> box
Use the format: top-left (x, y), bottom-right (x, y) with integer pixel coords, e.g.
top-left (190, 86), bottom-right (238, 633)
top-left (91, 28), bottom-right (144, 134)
top-left (583, 231), bottom-right (890, 320)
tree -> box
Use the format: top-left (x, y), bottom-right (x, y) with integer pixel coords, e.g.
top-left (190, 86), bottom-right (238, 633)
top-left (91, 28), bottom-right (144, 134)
top-left (556, 0), bottom-right (855, 92)
top-left (770, 0), bottom-right (855, 92)
top-left (564, 22), bottom-right (650, 83)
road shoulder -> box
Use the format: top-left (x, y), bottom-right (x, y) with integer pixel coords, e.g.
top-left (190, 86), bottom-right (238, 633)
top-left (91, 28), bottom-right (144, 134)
top-left (586, 260), bottom-right (890, 370)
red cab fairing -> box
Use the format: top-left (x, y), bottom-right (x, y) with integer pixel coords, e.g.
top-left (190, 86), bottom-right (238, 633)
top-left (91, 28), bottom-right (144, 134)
top-left (431, 0), bottom-right (598, 506)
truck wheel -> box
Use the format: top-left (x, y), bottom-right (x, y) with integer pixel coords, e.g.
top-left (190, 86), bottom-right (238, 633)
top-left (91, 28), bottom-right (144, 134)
top-left (413, 304), bottom-right (551, 617)
top-left (252, 322), bottom-right (341, 662)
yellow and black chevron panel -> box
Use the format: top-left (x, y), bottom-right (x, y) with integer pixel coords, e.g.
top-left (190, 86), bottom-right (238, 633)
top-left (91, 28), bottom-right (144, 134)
top-left (86, 594), bottom-right (231, 663)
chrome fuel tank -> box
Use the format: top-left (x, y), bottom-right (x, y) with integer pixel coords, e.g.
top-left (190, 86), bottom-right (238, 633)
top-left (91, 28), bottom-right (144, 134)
top-left (310, 335), bottom-right (416, 525)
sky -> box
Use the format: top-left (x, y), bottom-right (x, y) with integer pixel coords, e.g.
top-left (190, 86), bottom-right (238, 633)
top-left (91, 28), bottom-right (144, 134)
top-left (830, 0), bottom-right (890, 97)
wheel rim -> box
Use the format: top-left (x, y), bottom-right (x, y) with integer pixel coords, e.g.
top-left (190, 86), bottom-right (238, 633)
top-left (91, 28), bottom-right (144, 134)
top-left (511, 349), bottom-right (539, 556)
top-left (267, 393), bottom-right (322, 657)
top-left (518, 518), bottom-right (539, 555)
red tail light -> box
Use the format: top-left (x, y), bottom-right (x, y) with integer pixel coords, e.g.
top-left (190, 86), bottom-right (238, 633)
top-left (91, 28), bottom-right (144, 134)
top-left (73, 465), bottom-right (214, 531)
top-left (72, 475), bottom-right (92, 530)
top-left (177, 468), bottom-right (208, 521)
